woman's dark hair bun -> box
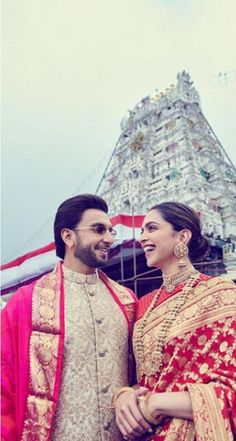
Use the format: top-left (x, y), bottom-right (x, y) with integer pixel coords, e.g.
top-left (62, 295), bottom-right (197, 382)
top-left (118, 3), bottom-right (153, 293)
top-left (189, 235), bottom-right (209, 261)
top-left (150, 201), bottom-right (210, 262)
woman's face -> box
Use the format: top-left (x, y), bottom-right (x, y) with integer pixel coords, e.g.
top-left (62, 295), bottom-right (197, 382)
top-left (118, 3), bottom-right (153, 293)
top-left (139, 209), bottom-right (180, 268)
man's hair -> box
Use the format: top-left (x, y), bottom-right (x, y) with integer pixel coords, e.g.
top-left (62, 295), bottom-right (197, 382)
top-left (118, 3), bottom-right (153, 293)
top-left (54, 194), bottom-right (108, 259)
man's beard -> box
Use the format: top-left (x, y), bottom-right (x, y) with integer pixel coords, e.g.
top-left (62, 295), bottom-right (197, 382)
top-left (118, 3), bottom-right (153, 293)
top-left (74, 240), bottom-right (108, 268)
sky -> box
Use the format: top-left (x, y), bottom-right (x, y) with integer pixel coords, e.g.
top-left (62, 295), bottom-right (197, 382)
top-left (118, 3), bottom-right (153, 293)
top-left (2, 0), bottom-right (236, 263)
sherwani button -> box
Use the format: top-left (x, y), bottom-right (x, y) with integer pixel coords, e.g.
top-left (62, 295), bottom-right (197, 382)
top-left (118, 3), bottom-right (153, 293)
top-left (96, 318), bottom-right (103, 324)
top-left (101, 385), bottom-right (110, 393)
top-left (98, 350), bottom-right (107, 357)
top-left (103, 421), bottom-right (110, 430)
top-left (88, 290), bottom-right (95, 296)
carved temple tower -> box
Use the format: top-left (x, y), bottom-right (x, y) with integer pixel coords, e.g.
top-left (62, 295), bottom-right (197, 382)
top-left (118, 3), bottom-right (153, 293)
top-left (97, 71), bottom-right (236, 238)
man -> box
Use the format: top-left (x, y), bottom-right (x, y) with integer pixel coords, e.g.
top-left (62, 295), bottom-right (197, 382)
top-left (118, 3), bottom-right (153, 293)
top-left (1, 194), bottom-right (137, 441)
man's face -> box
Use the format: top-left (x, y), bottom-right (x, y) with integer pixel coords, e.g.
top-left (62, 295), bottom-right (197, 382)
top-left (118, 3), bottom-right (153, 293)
top-left (73, 209), bottom-right (115, 268)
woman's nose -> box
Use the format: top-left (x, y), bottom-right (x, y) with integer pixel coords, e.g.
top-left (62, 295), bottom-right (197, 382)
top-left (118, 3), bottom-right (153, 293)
top-left (138, 231), bottom-right (147, 244)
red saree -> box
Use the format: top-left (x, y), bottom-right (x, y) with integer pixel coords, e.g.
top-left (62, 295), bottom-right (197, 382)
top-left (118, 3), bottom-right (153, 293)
top-left (133, 274), bottom-right (236, 441)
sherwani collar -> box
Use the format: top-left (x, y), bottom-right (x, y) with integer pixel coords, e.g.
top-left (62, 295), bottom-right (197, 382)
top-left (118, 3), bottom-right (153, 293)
top-left (62, 264), bottom-right (99, 285)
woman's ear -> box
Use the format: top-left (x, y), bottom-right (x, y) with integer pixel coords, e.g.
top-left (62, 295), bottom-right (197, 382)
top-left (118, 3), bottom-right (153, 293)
top-left (179, 229), bottom-right (192, 245)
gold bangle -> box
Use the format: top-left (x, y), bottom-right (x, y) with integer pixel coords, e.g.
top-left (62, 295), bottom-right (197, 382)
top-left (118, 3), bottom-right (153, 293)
top-left (112, 386), bottom-right (134, 408)
top-left (139, 393), bottom-right (166, 427)
top-left (137, 395), bottom-right (158, 425)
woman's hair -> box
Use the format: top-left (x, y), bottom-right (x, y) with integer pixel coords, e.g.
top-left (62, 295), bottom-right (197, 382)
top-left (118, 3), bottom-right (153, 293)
top-left (150, 201), bottom-right (209, 261)
top-left (54, 194), bottom-right (108, 259)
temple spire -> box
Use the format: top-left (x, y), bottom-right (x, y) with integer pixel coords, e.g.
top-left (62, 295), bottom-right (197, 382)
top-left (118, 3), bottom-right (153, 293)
top-left (97, 71), bottom-right (236, 238)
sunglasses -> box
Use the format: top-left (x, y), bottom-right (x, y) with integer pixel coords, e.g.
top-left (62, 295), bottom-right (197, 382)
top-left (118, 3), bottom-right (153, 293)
top-left (74, 223), bottom-right (117, 238)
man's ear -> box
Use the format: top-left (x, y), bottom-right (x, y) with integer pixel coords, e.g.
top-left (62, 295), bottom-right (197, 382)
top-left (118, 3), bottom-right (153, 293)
top-left (61, 228), bottom-right (74, 249)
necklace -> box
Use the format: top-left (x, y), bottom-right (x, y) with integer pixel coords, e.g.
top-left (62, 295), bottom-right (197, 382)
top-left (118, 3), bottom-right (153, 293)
top-left (135, 271), bottom-right (200, 379)
top-left (163, 266), bottom-right (198, 293)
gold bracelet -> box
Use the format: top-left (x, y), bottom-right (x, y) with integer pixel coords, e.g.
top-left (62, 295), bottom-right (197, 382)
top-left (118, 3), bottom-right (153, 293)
top-left (138, 392), bottom-right (166, 427)
top-left (112, 386), bottom-right (134, 408)
top-left (137, 395), bottom-right (158, 425)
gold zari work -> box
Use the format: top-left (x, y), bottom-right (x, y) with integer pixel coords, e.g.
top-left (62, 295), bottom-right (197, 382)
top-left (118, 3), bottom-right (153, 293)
top-left (134, 272), bottom-right (200, 379)
top-left (21, 268), bottom-right (61, 441)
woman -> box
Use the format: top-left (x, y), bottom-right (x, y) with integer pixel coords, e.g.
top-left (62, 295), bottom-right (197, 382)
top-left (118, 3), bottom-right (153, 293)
top-left (114, 202), bottom-right (236, 441)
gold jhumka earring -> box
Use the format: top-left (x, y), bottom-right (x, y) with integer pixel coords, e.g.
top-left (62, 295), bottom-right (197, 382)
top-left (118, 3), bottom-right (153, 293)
top-left (173, 243), bottom-right (189, 269)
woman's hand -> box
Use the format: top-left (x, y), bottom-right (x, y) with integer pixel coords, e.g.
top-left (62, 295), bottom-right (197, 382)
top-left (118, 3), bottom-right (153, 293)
top-left (147, 391), bottom-right (193, 421)
top-left (115, 387), bottom-right (153, 440)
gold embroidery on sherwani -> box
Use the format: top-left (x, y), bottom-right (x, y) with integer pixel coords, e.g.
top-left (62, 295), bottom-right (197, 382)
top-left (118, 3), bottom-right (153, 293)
top-left (106, 279), bottom-right (134, 304)
top-left (98, 270), bottom-right (136, 334)
top-left (21, 267), bottom-right (61, 441)
top-left (51, 266), bottom-right (129, 441)
top-left (188, 383), bottom-right (233, 441)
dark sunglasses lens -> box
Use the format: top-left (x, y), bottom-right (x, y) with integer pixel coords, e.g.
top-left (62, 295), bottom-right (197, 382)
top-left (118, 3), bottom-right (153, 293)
top-left (93, 225), bottom-right (117, 236)
top-left (95, 225), bottom-right (106, 235)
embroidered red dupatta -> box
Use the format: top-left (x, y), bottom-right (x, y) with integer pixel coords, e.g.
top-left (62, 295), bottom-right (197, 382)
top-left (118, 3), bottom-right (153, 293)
top-left (134, 275), bottom-right (236, 441)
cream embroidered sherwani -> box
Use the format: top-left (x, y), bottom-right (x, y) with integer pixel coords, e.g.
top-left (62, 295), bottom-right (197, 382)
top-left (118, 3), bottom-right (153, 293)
top-left (51, 266), bottom-right (129, 441)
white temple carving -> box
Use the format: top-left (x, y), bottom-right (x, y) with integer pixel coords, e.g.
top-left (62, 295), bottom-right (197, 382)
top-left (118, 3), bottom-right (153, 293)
top-left (97, 71), bottom-right (236, 238)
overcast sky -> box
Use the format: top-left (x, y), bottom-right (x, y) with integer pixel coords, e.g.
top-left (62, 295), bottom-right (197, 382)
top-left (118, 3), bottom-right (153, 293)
top-left (2, 0), bottom-right (236, 263)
